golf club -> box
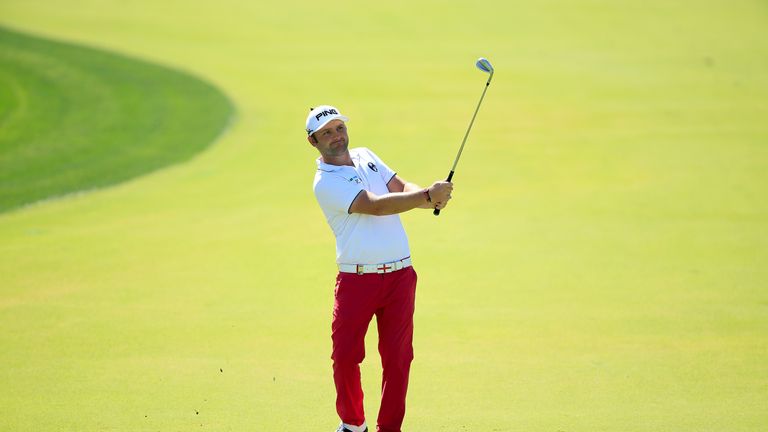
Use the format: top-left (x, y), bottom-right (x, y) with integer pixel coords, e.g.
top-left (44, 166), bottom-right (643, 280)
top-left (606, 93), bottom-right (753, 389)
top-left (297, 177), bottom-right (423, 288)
top-left (434, 57), bottom-right (494, 216)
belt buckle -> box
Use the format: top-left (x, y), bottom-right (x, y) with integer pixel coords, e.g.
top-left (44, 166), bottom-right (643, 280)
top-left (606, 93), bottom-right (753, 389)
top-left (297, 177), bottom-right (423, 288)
top-left (356, 264), bottom-right (364, 275)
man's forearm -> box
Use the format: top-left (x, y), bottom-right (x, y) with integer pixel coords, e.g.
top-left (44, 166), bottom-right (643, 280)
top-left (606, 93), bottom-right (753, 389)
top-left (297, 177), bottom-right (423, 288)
top-left (366, 175), bottom-right (450, 215)
top-left (363, 189), bottom-right (431, 215)
top-left (403, 182), bottom-right (434, 209)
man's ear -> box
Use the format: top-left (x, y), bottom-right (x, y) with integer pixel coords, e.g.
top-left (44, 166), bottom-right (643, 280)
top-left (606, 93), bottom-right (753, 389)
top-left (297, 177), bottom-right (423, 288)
top-left (307, 134), bottom-right (318, 146)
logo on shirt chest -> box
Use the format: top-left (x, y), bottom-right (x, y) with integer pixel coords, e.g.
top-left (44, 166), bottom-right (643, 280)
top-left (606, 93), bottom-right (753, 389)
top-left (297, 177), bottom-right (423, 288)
top-left (348, 175), bottom-right (362, 184)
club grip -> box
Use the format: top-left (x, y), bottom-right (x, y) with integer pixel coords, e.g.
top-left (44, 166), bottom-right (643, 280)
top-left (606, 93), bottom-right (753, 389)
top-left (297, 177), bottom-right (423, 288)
top-left (432, 171), bottom-right (454, 216)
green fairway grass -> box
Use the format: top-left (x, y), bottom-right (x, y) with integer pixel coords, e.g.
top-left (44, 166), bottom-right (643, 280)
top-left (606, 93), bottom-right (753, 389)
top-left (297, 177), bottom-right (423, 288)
top-left (1, 1), bottom-right (767, 430)
top-left (0, 26), bottom-right (233, 212)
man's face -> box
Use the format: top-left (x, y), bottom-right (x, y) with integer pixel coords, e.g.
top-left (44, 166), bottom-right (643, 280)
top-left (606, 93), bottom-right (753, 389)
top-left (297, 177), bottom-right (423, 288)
top-left (308, 119), bottom-right (349, 157)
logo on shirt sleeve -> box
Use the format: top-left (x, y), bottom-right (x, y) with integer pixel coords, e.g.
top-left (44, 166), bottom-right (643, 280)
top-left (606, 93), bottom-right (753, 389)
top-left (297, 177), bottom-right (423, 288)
top-left (367, 162), bottom-right (378, 172)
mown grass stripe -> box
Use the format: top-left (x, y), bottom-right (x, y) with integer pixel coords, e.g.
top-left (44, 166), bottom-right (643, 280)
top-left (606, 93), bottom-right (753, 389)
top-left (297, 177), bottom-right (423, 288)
top-left (0, 26), bottom-right (234, 212)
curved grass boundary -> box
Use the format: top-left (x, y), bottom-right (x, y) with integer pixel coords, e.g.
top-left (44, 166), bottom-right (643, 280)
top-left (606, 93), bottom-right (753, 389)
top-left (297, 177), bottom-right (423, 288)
top-left (0, 26), bottom-right (234, 213)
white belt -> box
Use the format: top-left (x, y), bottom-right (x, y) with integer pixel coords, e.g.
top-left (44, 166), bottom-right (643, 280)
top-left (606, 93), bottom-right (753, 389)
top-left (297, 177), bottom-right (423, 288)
top-left (338, 257), bottom-right (412, 275)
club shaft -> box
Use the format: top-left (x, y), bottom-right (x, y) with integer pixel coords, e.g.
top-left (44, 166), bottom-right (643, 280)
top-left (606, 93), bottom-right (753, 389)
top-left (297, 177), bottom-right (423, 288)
top-left (434, 72), bottom-right (493, 216)
top-left (450, 73), bottom-right (493, 172)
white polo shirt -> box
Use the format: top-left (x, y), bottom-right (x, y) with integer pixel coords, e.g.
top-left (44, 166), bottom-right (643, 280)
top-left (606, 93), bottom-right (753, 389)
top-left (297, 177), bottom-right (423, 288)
top-left (313, 147), bottom-right (411, 265)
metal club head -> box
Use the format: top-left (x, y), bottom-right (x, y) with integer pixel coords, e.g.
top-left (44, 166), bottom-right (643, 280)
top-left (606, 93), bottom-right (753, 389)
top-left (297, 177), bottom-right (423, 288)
top-left (475, 57), bottom-right (494, 74)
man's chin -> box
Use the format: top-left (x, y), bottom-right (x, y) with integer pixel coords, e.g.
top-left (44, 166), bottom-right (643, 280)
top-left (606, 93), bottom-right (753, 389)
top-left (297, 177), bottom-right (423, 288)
top-left (330, 143), bottom-right (348, 154)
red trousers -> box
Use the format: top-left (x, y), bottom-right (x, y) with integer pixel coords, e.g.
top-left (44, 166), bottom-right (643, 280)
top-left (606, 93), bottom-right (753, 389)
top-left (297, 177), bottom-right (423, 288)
top-left (332, 267), bottom-right (417, 432)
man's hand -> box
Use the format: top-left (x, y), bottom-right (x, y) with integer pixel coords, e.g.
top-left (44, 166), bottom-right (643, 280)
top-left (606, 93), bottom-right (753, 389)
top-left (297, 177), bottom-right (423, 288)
top-left (428, 181), bottom-right (453, 210)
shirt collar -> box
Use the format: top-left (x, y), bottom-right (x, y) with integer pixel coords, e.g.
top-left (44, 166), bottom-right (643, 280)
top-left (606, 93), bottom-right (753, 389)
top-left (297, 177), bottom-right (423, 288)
top-left (316, 157), bottom-right (342, 172)
top-left (315, 151), bottom-right (360, 172)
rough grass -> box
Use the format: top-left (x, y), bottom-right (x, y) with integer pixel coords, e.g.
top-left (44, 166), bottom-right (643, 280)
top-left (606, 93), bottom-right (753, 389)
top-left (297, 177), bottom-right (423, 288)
top-left (0, 26), bottom-right (233, 212)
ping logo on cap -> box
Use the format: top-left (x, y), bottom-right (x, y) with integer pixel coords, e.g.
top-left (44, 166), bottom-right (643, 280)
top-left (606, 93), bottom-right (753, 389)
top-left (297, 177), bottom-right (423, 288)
top-left (315, 108), bottom-right (339, 121)
top-left (306, 105), bottom-right (349, 135)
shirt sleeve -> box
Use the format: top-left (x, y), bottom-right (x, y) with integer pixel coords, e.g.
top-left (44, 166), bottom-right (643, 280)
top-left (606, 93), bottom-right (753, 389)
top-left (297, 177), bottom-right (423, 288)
top-left (314, 173), bottom-right (365, 215)
top-left (364, 148), bottom-right (397, 184)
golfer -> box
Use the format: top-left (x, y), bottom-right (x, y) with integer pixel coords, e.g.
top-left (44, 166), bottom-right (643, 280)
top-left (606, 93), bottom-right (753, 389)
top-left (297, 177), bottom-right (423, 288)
top-left (307, 105), bottom-right (453, 432)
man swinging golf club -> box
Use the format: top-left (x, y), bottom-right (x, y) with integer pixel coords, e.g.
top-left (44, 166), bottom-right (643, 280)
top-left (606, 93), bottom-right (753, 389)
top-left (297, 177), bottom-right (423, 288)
top-left (307, 105), bottom-right (453, 432)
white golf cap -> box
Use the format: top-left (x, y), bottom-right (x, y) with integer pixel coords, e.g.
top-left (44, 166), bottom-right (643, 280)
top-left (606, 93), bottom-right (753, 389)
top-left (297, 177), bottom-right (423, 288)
top-left (306, 105), bottom-right (349, 135)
